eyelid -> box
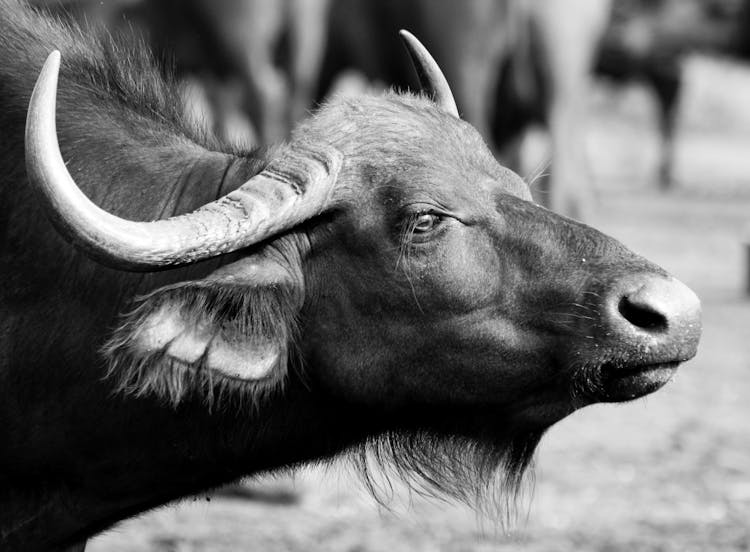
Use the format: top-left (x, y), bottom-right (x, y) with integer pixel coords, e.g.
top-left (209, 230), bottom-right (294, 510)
top-left (409, 208), bottom-right (468, 228)
top-left (401, 202), bottom-right (452, 218)
top-left (403, 212), bottom-right (446, 243)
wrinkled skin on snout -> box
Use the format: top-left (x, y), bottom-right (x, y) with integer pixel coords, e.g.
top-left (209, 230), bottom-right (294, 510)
top-left (299, 94), bottom-right (701, 428)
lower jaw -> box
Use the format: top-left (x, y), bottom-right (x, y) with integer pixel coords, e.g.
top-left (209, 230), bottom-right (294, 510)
top-left (599, 362), bottom-right (680, 402)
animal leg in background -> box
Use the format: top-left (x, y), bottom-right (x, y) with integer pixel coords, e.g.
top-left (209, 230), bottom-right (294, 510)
top-left (528, 0), bottom-right (613, 220)
top-left (288, 0), bottom-right (332, 126)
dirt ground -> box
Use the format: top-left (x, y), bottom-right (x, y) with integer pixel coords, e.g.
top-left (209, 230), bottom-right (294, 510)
top-left (88, 79), bottom-right (750, 551)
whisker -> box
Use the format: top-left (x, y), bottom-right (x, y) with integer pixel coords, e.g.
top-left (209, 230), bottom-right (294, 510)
top-left (524, 158), bottom-right (552, 190)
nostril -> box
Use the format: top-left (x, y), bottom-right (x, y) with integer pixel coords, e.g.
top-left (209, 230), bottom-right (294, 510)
top-left (618, 295), bottom-right (668, 332)
top-left (607, 275), bottom-right (701, 347)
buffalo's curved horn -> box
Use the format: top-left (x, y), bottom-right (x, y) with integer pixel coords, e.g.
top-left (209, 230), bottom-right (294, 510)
top-left (25, 51), bottom-right (342, 271)
top-left (399, 30), bottom-right (459, 118)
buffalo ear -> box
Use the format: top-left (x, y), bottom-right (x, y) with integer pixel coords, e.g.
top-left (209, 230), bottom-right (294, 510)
top-left (105, 247), bottom-right (305, 405)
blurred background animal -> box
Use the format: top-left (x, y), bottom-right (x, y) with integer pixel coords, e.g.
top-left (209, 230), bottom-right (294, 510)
top-left (318, 0), bottom-right (612, 218)
top-left (30, 0), bottom-right (750, 213)
top-left (596, 0), bottom-right (750, 186)
top-left (33, 0), bottom-right (332, 146)
top-left (34, 0), bottom-right (611, 218)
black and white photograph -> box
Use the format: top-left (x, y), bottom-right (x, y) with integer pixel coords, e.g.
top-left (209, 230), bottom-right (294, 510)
top-left (0, 0), bottom-right (747, 550)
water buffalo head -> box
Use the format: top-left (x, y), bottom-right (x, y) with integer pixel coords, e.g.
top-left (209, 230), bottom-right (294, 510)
top-left (25, 32), bottom-right (701, 505)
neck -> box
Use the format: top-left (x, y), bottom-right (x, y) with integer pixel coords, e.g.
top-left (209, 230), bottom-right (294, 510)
top-left (0, 372), bottom-right (373, 548)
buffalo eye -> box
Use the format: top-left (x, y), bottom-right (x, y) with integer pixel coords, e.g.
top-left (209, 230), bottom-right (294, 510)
top-left (412, 213), bottom-right (441, 234)
top-left (396, 209), bottom-right (450, 247)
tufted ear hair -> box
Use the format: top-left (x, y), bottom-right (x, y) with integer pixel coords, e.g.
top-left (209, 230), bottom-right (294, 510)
top-left (103, 239), bottom-right (306, 407)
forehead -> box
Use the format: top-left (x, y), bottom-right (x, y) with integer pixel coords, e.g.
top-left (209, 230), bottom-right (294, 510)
top-left (306, 93), bottom-right (531, 203)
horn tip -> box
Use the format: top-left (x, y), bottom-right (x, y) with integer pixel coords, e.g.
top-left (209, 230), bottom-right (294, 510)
top-left (398, 29), bottom-right (418, 46)
top-left (45, 50), bottom-right (62, 71)
top-left (397, 29), bottom-right (460, 118)
top-left (36, 51), bottom-right (61, 90)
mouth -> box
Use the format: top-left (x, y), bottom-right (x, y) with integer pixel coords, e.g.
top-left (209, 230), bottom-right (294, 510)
top-left (598, 360), bottom-right (681, 402)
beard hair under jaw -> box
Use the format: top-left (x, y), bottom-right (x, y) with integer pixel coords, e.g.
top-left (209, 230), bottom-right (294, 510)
top-left (348, 426), bottom-right (545, 527)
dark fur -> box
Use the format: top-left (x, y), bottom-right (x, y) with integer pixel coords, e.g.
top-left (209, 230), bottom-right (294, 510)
top-left (101, 268), bottom-right (543, 521)
top-left (105, 274), bottom-right (543, 519)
